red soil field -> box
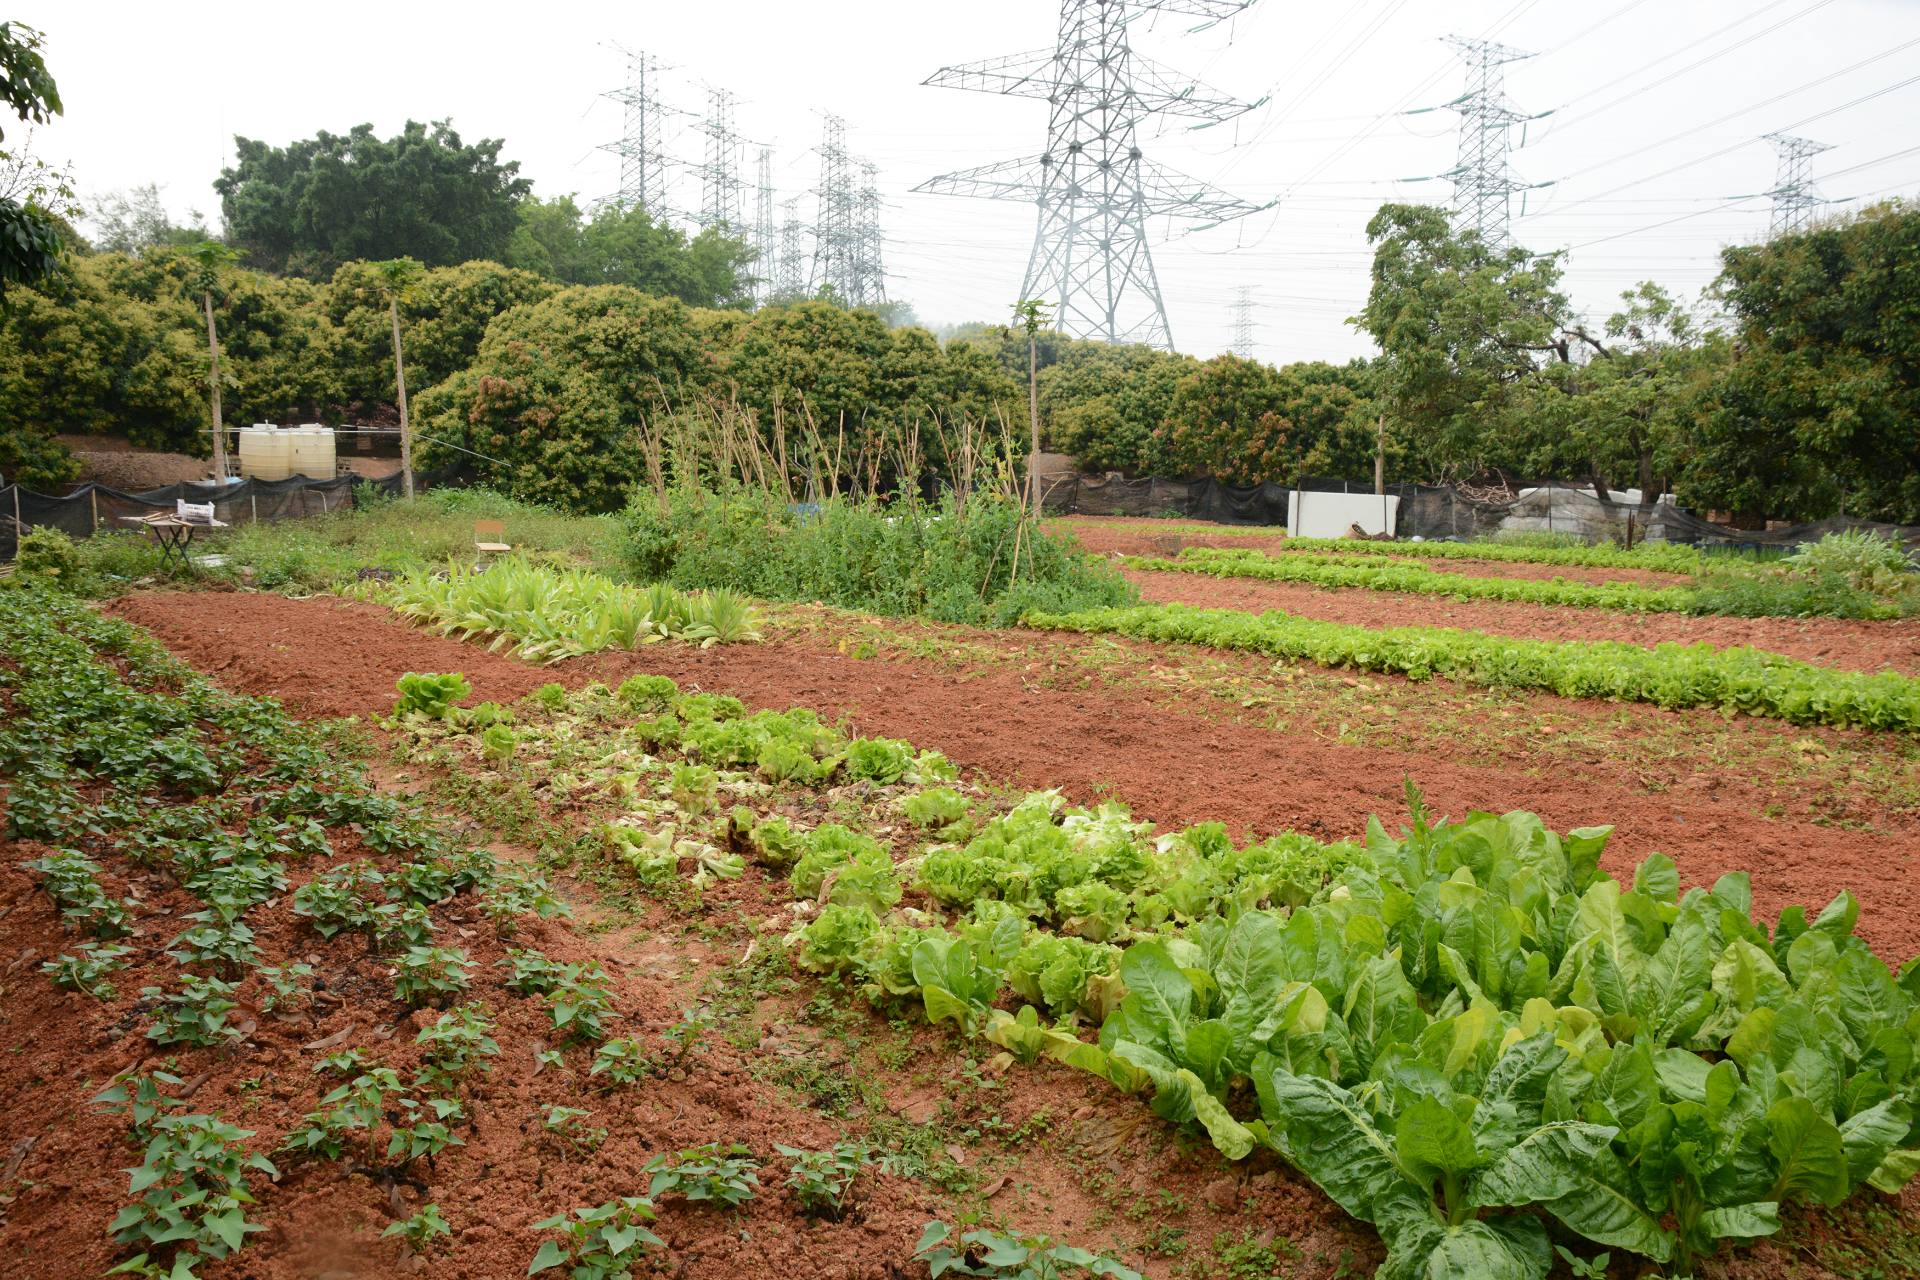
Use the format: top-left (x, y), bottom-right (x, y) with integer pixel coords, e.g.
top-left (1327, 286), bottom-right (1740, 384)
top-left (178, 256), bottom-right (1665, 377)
top-left (109, 592), bottom-right (1920, 964)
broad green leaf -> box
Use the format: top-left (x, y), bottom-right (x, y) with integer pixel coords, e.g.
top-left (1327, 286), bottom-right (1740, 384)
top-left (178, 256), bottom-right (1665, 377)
top-left (1838, 1099), bottom-right (1910, 1187)
top-left (1697, 1201), bottom-right (1780, 1241)
top-left (1473, 1123), bottom-right (1673, 1262)
top-left (528, 1239), bottom-right (569, 1274)
top-left (1116, 941), bottom-right (1194, 1046)
top-left (1867, 1146), bottom-right (1920, 1194)
top-left (1379, 1213), bottom-right (1552, 1280)
top-left (1766, 1096), bottom-right (1849, 1207)
top-left (1397, 1095), bottom-right (1484, 1193)
top-left (1266, 1070), bottom-right (1420, 1223)
top-left (1631, 853), bottom-right (1679, 904)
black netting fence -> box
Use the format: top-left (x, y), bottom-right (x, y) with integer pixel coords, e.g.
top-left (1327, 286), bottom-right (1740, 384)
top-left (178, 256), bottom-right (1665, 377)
top-left (1040, 472), bottom-right (1919, 551)
top-left (0, 463), bottom-right (475, 562)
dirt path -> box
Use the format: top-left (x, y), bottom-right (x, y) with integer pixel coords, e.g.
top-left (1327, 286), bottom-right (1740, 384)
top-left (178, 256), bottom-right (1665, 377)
top-left (1123, 568), bottom-right (1920, 676)
top-left (111, 592), bottom-right (1920, 962)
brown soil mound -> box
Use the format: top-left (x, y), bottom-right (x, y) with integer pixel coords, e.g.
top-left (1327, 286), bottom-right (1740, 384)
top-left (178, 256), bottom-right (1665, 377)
top-left (1124, 568), bottom-right (1920, 676)
top-left (111, 592), bottom-right (1920, 963)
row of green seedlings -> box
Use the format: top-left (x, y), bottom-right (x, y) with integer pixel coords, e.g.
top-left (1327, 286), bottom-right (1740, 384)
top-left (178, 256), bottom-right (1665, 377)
top-left (1021, 602), bottom-right (1920, 734)
top-left (1131, 547), bottom-right (1699, 614)
top-left (385, 667), bottom-right (966, 899)
top-left (357, 555), bottom-right (765, 662)
top-left (1135, 544), bottom-right (1911, 621)
top-left (0, 587), bottom-right (556, 1277)
top-left (1274, 534), bottom-right (1705, 573)
top-left (388, 669), bottom-right (1351, 1019)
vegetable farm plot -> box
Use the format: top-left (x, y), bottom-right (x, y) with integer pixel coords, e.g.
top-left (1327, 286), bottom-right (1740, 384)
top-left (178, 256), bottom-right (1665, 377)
top-left (1120, 569), bottom-right (1920, 677)
top-left (11, 568), bottom-right (1920, 1280)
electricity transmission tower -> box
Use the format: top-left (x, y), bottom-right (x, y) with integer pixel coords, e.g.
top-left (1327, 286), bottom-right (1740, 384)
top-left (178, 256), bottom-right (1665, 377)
top-left (777, 196), bottom-right (807, 299)
top-left (600, 48), bottom-right (673, 216)
top-left (1440, 36), bottom-right (1541, 250)
top-left (854, 160), bottom-right (889, 307)
top-left (752, 148), bottom-right (777, 302)
top-left (812, 114), bottom-right (886, 306)
top-left (1229, 286), bottom-right (1255, 358)
top-left (1762, 132), bottom-right (1834, 237)
top-left (693, 86), bottom-right (746, 230)
top-left (917, 0), bottom-right (1268, 351)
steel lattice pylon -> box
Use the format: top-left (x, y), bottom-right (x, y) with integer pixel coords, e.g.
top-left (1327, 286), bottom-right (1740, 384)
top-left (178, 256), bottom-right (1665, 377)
top-left (693, 87), bottom-right (745, 231)
top-left (776, 196), bottom-right (806, 299)
top-left (1763, 132), bottom-right (1834, 237)
top-left (1229, 285), bottom-right (1254, 358)
top-left (600, 49), bottom-right (672, 216)
top-left (917, 0), bottom-right (1267, 351)
top-left (752, 148), bottom-right (777, 302)
top-left (1441, 35), bottom-right (1536, 250)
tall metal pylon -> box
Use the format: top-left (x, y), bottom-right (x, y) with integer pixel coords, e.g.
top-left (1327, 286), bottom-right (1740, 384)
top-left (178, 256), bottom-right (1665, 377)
top-left (693, 86), bottom-right (746, 230)
top-left (1440, 36), bottom-right (1541, 250)
top-left (600, 49), bottom-right (673, 216)
top-left (777, 196), bottom-right (807, 299)
top-left (1229, 286), bottom-right (1255, 358)
top-left (854, 160), bottom-right (889, 307)
top-left (916, 0), bottom-right (1268, 351)
top-left (1762, 133), bottom-right (1834, 237)
top-left (752, 148), bottom-right (777, 302)
top-left (810, 114), bottom-right (869, 304)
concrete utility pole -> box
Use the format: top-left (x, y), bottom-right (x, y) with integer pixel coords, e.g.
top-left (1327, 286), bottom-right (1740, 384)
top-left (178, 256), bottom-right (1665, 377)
top-left (916, 1), bottom-right (1267, 351)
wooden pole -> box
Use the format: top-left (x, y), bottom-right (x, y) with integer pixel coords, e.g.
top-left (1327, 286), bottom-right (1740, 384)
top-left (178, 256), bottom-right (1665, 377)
top-left (1027, 329), bottom-right (1041, 523)
top-left (391, 298), bottom-right (414, 500)
top-left (204, 291), bottom-right (227, 483)
top-left (90, 487), bottom-right (99, 536)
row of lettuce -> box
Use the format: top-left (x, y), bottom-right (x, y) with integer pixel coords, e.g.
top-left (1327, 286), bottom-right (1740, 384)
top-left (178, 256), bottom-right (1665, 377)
top-left (1021, 603), bottom-right (1920, 734)
top-left (1128, 539), bottom-right (1915, 621)
top-left (390, 657), bottom-right (1920, 1280)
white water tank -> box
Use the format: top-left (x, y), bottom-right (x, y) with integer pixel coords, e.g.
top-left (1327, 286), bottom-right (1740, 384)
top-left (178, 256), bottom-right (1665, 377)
top-left (237, 424), bottom-right (293, 480)
top-left (288, 425), bottom-right (336, 479)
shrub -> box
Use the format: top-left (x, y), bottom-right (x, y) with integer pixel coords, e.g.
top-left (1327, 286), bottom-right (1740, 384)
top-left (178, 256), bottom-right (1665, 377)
top-left (623, 487), bottom-right (1135, 626)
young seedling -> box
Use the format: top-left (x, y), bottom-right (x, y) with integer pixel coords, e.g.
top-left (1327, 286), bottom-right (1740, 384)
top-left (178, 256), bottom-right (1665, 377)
top-left (383, 1203), bottom-right (451, 1254)
top-left (645, 1142), bottom-right (760, 1208)
top-left (528, 1197), bottom-right (662, 1277)
top-left (777, 1140), bottom-right (871, 1218)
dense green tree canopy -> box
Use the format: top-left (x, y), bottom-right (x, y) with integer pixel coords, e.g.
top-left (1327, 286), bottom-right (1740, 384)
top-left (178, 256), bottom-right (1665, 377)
top-left (326, 258), bottom-right (555, 411)
top-left (1689, 201), bottom-right (1920, 523)
top-left (216, 120), bottom-right (530, 277)
top-left (415, 285), bottom-right (712, 512)
top-left (503, 196), bottom-right (755, 308)
top-left (0, 21), bottom-right (68, 302)
top-left (1356, 203), bottom-right (1589, 479)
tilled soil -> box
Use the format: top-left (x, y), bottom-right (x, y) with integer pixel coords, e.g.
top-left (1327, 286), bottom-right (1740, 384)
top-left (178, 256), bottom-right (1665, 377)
top-left (109, 592), bottom-right (1920, 963)
top-left (0, 623), bottom-right (1382, 1280)
top-left (1123, 568), bottom-right (1920, 676)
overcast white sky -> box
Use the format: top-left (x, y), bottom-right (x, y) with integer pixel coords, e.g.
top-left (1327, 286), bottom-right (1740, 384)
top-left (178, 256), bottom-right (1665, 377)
top-left (25, 0), bottom-right (1920, 364)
